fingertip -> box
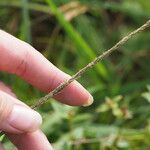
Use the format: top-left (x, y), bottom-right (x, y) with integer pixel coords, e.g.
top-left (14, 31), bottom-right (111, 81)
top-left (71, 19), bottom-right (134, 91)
top-left (0, 143), bottom-right (4, 150)
top-left (7, 105), bottom-right (42, 133)
top-left (74, 81), bottom-right (94, 106)
top-left (82, 94), bottom-right (94, 107)
top-left (72, 81), bottom-right (94, 106)
top-left (54, 80), bottom-right (94, 106)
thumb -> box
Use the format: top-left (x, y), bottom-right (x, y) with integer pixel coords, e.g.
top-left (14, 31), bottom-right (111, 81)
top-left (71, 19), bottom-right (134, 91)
top-left (0, 143), bottom-right (4, 150)
top-left (0, 91), bottom-right (42, 134)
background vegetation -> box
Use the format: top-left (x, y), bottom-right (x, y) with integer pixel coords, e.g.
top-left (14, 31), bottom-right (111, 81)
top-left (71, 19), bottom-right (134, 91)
top-left (0, 0), bottom-right (150, 149)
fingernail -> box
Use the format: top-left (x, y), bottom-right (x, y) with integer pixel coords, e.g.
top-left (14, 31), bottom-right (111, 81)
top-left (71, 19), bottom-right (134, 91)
top-left (7, 105), bottom-right (42, 132)
top-left (83, 95), bottom-right (94, 107)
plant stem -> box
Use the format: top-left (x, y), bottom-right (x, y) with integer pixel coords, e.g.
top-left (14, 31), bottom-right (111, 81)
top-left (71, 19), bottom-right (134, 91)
top-left (32, 19), bottom-right (150, 109)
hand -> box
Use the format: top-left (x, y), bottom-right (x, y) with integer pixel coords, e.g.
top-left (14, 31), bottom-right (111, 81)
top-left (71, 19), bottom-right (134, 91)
top-left (0, 30), bottom-right (93, 150)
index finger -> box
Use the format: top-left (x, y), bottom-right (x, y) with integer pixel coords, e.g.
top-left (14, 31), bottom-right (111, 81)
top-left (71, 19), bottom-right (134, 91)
top-left (0, 30), bottom-right (93, 106)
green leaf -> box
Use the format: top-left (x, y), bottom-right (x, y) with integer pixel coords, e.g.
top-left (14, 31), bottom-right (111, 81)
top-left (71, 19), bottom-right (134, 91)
top-left (0, 134), bottom-right (5, 142)
top-left (142, 93), bottom-right (150, 102)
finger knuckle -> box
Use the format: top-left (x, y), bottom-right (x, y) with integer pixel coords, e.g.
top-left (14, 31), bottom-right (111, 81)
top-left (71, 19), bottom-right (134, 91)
top-left (14, 49), bottom-right (29, 77)
top-left (0, 91), bottom-right (13, 122)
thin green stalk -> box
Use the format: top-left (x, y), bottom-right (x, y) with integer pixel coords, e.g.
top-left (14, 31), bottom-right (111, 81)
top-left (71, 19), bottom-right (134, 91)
top-left (46, 0), bottom-right (109, 80)
top-left (20, 0), bottom-right (32, 43)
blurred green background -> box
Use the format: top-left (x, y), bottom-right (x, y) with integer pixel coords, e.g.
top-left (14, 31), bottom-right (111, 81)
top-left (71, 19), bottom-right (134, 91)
top-left (0, 0), bottom-right (150, 149)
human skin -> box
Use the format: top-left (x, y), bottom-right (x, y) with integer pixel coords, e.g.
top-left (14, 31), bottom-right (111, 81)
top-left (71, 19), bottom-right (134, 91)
top-left (0, 30), bottom-right (93, 150)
